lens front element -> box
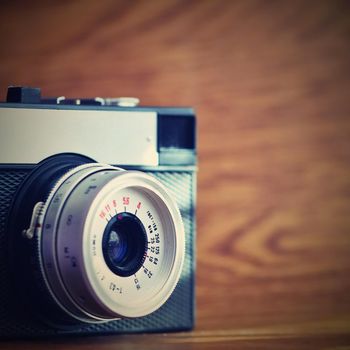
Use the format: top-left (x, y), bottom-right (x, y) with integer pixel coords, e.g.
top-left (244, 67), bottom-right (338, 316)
top-left (102, 212), bottom-right (148, 277)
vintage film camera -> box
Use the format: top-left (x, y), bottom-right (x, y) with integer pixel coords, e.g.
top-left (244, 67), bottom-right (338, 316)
top-left (0, 87), bottom-right (196, 338)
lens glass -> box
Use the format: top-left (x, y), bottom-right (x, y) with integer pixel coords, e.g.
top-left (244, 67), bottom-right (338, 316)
top-left (102, 212), bottom-right (147, 277)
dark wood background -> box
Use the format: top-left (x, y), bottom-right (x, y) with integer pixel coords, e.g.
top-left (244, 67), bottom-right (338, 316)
top-left (1, 1), bottom-right (350, 348)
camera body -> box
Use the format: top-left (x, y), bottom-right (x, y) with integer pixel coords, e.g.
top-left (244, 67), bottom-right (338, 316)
top-left (0, 87), bottom-right (196, 338)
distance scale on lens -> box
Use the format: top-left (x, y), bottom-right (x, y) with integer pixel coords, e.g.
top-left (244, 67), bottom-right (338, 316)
top-left (38, 164), bottom-right (185, 321)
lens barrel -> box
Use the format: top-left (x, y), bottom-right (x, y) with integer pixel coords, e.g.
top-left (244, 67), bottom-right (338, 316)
top-left (22, 161), bottom-right (185, 322)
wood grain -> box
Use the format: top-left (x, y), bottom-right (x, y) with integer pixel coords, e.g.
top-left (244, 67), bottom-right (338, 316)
top-left (1, 0), bottom-right (350, 348)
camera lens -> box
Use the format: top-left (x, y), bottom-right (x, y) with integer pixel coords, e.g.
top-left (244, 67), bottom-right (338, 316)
top-left (102, 213), bottom-right (147, 277)
top-left (25, 162), bottom-right (185, 322)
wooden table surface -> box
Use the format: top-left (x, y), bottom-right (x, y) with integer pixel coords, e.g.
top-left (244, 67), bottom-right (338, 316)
top-left (1, 1), bottom-right (350, 349)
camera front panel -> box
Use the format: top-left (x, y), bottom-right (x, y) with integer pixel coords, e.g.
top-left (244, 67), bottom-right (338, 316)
top-left (0, 165), bottom-right (195, 338)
